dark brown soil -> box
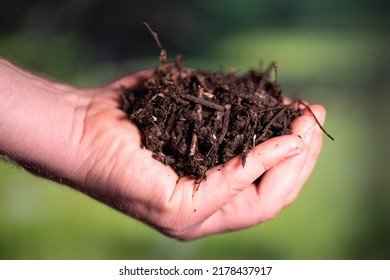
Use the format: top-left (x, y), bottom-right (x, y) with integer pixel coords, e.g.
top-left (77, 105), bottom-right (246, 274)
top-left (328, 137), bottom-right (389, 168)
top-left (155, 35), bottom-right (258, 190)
top-left (121, 24), bottom-right (308, 178)
top-left (122, 59), bottom-right (307, 178)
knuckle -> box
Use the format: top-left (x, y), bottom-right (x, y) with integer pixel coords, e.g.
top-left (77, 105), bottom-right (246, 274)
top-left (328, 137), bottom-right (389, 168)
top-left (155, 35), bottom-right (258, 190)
top-left (161, 220), bottom-right (190, 240)
top-left (153, 210), bottom-right (193, 240)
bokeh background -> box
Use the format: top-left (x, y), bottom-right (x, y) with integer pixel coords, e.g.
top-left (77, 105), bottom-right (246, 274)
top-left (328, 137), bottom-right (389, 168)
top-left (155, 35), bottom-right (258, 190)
top-left (1, 0), bottom-right (389, 259)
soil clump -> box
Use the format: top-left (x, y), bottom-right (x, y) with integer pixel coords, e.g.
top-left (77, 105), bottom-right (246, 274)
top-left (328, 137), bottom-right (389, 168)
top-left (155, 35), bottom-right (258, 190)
top-left (122, 24), bottom-right (307, 178)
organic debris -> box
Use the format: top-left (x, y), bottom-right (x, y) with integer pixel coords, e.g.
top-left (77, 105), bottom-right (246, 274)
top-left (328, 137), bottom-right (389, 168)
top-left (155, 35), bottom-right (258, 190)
top-left (122, 23), bottom-right (332, 178)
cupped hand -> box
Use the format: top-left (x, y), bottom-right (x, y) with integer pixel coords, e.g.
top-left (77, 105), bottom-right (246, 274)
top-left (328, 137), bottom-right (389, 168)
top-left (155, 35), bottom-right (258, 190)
top-left (68, 70), bottom-right (325, 240)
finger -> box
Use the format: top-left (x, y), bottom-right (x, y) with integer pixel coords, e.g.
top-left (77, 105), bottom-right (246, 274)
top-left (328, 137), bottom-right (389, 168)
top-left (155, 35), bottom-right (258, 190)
top-left (176, 135), bottom-right (304, 240)
top-left (252, 107), bottom-right (318, 214)
top-left (98, 69), bottom-right (154, 106)
top-left (182, 106), bottom-right (321, 239)
top-left (283, 126), bottom-right (323, 206)
top-left (108, 69), bottom-right (154, 89)
top-left (258, 104), bottom-right (325, 210)
top-left (180, 184), bottom-right (261, 239)
top-left (284, 105), bottom-right (326, 205)
top-left (283, 97), bottom-right (292, 105)
top-left (181, 134), bottom-right (305, 224)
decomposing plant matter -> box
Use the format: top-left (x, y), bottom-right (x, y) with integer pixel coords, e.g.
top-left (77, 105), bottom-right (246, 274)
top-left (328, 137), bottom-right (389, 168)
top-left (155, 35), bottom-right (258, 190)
top-left (122, 23), bottom-right (332, 178)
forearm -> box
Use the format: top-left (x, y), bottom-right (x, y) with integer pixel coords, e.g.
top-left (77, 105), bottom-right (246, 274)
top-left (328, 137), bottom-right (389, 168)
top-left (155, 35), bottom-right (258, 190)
top-left (0, 58), bottom-right (85, 180)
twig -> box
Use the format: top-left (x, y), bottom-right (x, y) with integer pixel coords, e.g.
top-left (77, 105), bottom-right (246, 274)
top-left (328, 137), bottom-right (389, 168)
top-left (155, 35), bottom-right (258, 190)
top-left (218, 104), bottom-right (232, 145)
top-left (185, 94), bottom-right (224, 111)
top-left (142, 22), bottom-right (167, 64)
top-left (189, 128), bottom-right (198, 156)
top-left (298, 100), bottom-right (335, 141)
top-left (204, 104), bottom-right (231, 171)
top-left (258, 62), bottom-right (276, 90)
top-left (256, 105), bottom-right (289, 144)
top-left (242, 142), bottom-right (250, 167)
top-left (273, 63), bottom-right (279, 83)
top-left (190, 103), bottom-right (202, 156)
top-left (240, 119), bottom-right (251, 167)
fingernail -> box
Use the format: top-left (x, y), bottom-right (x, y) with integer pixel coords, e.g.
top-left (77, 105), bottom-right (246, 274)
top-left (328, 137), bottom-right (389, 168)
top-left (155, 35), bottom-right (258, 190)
top-left (286, 137), bottom-right (305, 158)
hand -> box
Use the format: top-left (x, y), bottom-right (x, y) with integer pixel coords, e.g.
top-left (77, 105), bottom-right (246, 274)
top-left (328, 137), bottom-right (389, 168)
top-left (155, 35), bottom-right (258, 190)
top-left (0, 60), bottom-right (325, 240)
top-left (67, 72), bottom-right (325, 240)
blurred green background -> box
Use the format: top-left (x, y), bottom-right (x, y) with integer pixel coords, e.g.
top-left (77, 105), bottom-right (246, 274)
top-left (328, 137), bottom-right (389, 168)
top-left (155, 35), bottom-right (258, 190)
top-left (1, 0), bottom-right (389, 259)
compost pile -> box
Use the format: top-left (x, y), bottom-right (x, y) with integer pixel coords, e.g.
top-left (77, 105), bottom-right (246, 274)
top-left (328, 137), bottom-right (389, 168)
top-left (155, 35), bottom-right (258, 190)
top-left (122, 25), bottom-right (304, 178)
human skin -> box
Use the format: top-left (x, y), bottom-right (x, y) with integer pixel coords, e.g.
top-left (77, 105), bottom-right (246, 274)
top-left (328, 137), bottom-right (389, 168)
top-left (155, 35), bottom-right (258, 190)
top-left (0, 58), bottom-right (325, 240)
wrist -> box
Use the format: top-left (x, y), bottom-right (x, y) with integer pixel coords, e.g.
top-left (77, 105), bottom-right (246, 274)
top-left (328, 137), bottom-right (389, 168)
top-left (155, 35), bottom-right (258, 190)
top-left (0, 59), bottom-right (89, 181)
